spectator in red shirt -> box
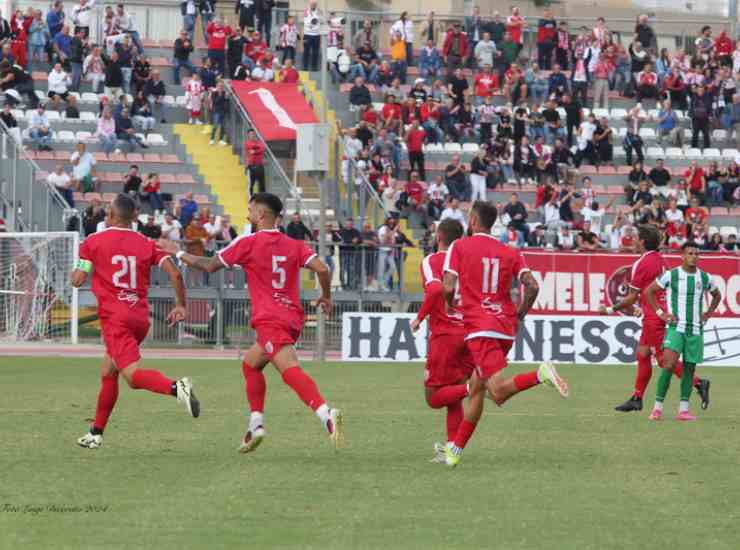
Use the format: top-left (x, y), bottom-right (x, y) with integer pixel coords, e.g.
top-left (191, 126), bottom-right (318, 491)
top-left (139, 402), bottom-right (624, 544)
top-left (244, 129), bottom-right (266, 196)
top-left (401, 171), bottom-right (428, 220)
top-left (247, 30), bottom-right (268, 65)
top-left (359, 103), bottom-right (379, 130)
top-left (419, 96), bottom-right (443, 143)
top-left (473, 65), bottom-right (499, 105)
top-left (506, 6), bottom-right (525, 52)
top-left (279, 58), bottom-right (299, 83)
top-left (714, 29), bottom-right (734, 66)
top-left (685, 197), bottom-right (708, 228)
top-left (683, 160), bottom-right (706, 204)
top-left (381, 93), bottom-right (402, 134)
top-left (635, 62), bottom-right (659, 102)
top-left (442, 23), bottom-right (469, 78)
top-left (405, 119), bottom-right (426, 181)
top-left (206, 16), bottom-right (232, 74)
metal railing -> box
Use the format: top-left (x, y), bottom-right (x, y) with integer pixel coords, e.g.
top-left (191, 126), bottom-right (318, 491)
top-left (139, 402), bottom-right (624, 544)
top-left (0, 120), bottom-right (78, 233)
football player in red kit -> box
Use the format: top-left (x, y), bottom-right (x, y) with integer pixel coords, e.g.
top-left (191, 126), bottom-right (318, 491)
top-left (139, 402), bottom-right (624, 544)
top-left (159, 193), bottom-right (343, 452)
top-left (439, 201), bottom-right (569, 467)
top-left (599, 225), bottom-right (710, 411)
top-left (410, 219), bottom-right (472, 457)
top-left (71, 194), bottom-right (199, 450)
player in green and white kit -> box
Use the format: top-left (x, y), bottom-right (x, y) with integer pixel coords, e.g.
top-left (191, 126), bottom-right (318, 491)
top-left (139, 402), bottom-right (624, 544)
top-left (645, 242), bottom-right (721, 421)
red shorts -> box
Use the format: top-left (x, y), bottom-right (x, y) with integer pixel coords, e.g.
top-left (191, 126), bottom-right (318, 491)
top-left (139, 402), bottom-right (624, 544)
top-left (255, 323), bottom-right (301, 360)
top-left (466, 337), bottom-right (514, 380)
top-left (424, 332), bottom-right (475, 388)
top-left (101, 317), bottom-right (150, 370)
top-left (640, 320), bottom-right (666, 351)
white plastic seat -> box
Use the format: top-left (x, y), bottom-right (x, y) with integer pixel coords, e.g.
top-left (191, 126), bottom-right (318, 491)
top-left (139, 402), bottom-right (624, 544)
top-left (665, 147), bottom-right (684, 159)
top-left (135, 133), bottom-right (146, 142)
top-left (125, 94), bottom-right (134, 104)
top-left (372, 102), bottom-right (383, 112)
top-left (720, 226), bottom-right (737, 238)
top-left (556, 107), bottom-right (566, 119)
top-left (46, 111), bottom-right (61, 122)
top-left (708, 225), bottom-right (719, 236)
top-left (163, 95), bottom-right (176, 106)
top-left (11, 109), bottom-right (25, 120)
top-left (610, 108), bottom-right (628, 119)
top-left (57, 130), bottom-right (75, 142)
top-left (703, 148), bottom-right (721, 159)
top-left (81, 92), bottom-right (99, 103)
top-left (444, 142), bottom-right (462, 153)
top-left (722, 149), bottom-right (740, 161)
top-left (462, 142), bottom-right (479, 153)
top-left (685, 148), bottom-right (703, 159)
top-left (76, 131), bottom-right (92, 142)
top-left (68, 91), bottom-right (81, 102)
top-left (592, 108), bottom-right (609, 119)
top-left (423, 143), bottom-right (443, 153)
top-left (647, 109), bottom-right (661, 120)
top-left (712, 130), bottom-right (727, 141)
top-left (80, 111), bottom-right (97, 122)
top-left (638, 128), bottom-right (655, 139)
top-left (146, 133), bottom-right (166, 145)
top-left (674, 110), bottom-right (685, 119)
top-left (175, 95), bottom-right (188, 106)
top-left (617, 127), bottom-right (628, 138)
top-left (646, 146), bottom-right (664, 159)
top-left (35, 90), bottom-right (45, 101)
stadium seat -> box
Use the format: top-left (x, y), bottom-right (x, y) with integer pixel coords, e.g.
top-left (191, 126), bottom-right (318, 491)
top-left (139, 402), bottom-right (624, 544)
top-left (372, 102), bottom-right (383, 112)
top-left (11, 109), bottom-right (24, 120)
top-left (646, 147), bottom-right (664, 159)
top-left (56, 130), bottom-right (74, 142)
top-left (81, 92), bottom-right (99, 103)
top-left (80, 111), bottom-right (97, 122)
top-left (160, 154), bottom-right (181, 163)
top-left (592, 108), bottom-right (609, 119)
top-left (709, 225), bottom-right (719, 236)
top-left (176, 174), bottom-right (197, 184)
top-left (143, 153), bottom-right (162, 162)
top-left (665, 147), bottom-right (684, 159)
top-left (35, 90), bottom-right (45, 101)
top-left (102, 193), bottom-right (118, 202)
top-left (423, 143), bottom-right (443, 153)
top-left (720, 226), bottom-right (737, 238)
top-left (110, 153), bottom-right (127, 162)
top-left (444, 143), bottom-right (462, 153)
top-left (53, 150), bottom-right (68, 160)
top-left (159, 173), bottom-right (177, 183)
top-left (598, 165), bottom-right (616, 175)
top-left (616, 127), bottom-right (627, 138)
top-left (674, 109), bottom-right (685, 119)
top-left (647, 109), bottom-right (660, 119)
top-left (685, 148), bottom-right (703, 160)
top-left (175, 96), bottom-right (188, 107)
top-left (126, 153), bottom-right (145, 162)
top-left (94, 152), bottom-right (109, 162)
top-left (712, 130), bottom-right (727, 141)
top-left (146, 134), bottom-right (166, 146)
top-left (722, 149), bottom-right (739, 161)
top-left (610, 108), bottom-right (627, 119)
top-left (194, 194), bottom-right (210, 204)
top-left (163, 95), bottom-right (176, 106)
top-left (703, 148), bottom-right (721, 160)
top-left (638, 128), bottom-right (655, 140)
top-left (462, 143), bottom-right (479, 153)
top-left (76, 131), bottom-right (93, 142)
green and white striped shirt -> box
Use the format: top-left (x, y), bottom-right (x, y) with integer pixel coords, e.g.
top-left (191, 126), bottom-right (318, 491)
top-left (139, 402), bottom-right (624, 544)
top-left (656, 267), bottom-right (717, 335)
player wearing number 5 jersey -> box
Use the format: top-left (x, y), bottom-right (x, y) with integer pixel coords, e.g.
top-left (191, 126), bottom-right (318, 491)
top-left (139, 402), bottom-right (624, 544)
top-left (646, 242), bottom-right (721, 421)
top-left (71, 194), bottom-right (200, 450)
top-left (437, 201), bottom-right (569, 467)
top-left (159, 193), bottom-right (344, 453)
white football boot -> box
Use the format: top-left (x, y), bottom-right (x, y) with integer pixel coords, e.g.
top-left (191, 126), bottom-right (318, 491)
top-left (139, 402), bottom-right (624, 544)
top-left (77, 432), bottom-right (102, 449)
top-left (176, 377), bottom-right (200, 417)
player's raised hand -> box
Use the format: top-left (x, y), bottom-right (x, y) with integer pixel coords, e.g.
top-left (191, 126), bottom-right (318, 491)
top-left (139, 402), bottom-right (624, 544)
top-left (316, 296), bottom-right (333, 316)
top-left (410, 318), bottom-right (421, 333)
top-left (157, 238), bottom-right (179, 256)
top-left (166, 305), bottom-right (187, 327)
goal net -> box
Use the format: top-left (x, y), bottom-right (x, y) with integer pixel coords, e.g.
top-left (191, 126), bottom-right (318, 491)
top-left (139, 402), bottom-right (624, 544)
top-left (0, 232), bottom-right (79, 344)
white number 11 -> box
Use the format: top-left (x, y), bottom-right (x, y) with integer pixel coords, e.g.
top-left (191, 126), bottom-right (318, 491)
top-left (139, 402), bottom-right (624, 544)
top-left (481, 258), bottom-right (500, 293)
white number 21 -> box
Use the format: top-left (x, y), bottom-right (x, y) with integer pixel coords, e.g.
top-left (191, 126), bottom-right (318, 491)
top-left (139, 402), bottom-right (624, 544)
top-left (112, 255), bottom-right (137, 289)
top-left (272, 255), bottom-right (287, 289)
top-left (481, 258), bottom-right (500, 293)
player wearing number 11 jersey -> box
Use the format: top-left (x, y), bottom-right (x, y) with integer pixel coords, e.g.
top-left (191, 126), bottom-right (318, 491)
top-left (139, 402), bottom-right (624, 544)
top-left (159, 193), bottom-right (344, 453)
top-left (71, 194), bottom-right (200, 450)
top-left (438, 201), bottom-right (569, 467)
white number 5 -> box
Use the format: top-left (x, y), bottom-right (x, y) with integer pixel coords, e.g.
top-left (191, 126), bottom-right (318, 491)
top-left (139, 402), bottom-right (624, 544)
top-left (272, 255), bottom-right (287, 289)
top-left (112, 255), bottom-right (137, 289)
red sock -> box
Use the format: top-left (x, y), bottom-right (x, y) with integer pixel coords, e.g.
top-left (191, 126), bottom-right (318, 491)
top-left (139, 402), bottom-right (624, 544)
top-left (633, 355), bottom-right (653, 398)
top-left (428, 384), bottom-right (468, 408)
top-left (242, 362), bottom-right (266, 413)
top-left (513, 370), bottom-right (540, 392)
top-left (453, 419), bottom-right (477, 450)
top-left (93, 374), bottom-right (119, 432)
top-left (281, 366), bottom-right (325, 411)
top-left (130, 369), bottom-right (174, 396)
top-left (446, 402), bottom-right (463, 441)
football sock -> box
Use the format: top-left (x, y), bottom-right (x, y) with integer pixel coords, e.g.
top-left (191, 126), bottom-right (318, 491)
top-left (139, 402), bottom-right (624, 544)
top-left (653, 401), bottom-right (663, 412)
top-left (680, 362), bottom-right (695, 403)
top-left (634, 355), bottom-right (652, 398)
top-left (655, 367), bottom-right (673, 403)
top-left (93, 374), bottom-right (119, 433)
top-left (428, 384), bottom-right (469, 408)
top-left (130, 369), bottom-right (175, 396)
top-left (446, 402), bottom-right (463, 442)
top-left (451, 419), bottom-right (477, 454)
top-left (315, 403), bottom-right (332, 433)
top-left (281, 366), bottom-right (326, 411)
top-left (249, 412), bottom-right (264, 432)
top-left (679, 400), bottom-right (690, 413)
top-left (514, 371), bottom-right (540, 392)
top-left (242, 362), bottom-right (266, 413)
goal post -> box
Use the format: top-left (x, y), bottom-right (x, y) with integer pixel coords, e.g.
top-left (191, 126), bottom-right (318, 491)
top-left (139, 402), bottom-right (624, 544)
top-left (0, 232), bottom-right (79, 344)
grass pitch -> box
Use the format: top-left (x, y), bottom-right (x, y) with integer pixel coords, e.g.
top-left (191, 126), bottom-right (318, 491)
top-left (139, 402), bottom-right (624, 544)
top-left (1, 358), bottom-right (739, 550)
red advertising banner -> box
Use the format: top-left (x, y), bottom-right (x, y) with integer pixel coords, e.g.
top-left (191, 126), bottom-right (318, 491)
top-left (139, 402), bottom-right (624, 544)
top-left (521, 251), bottom-right (740, 318)
top-left (231, 81), bottom-right (318, 141)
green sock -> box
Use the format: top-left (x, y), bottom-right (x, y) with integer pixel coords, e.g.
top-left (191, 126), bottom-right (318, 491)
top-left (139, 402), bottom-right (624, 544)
top-left (680, 363), bottom-right (695, 402)
top-left (655, 367), bottom-right (673, 403)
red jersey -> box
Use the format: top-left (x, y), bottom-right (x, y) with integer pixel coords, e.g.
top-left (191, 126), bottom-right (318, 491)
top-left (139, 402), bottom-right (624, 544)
top-left (417, 252), bottom-right (464, 336)
top-left (79, 227), bottom-right (170, 321)
top-left (362, 108), bottom-right (379, 126)
top-left (474, 73), bottom-right (498, 97)
top-left (506, 15), bottom-right (525, 44)
top-left (685, 207), bottom-right (708, 225)
top-left (405, 180), bottom-right (424, 202)
top-left (382, 103), bottom-right (401, 121)
top-left (280, 67), bottom-right (299, 83)
top-left (245, 140), bottom-right (265, 166)
top-left (444, 233), bottom-right (529, 338)
top-left (206, 23), bottom-right (232, 50)
top-left (406, 128), bottom-right (425, 153)
top-left (217, 229), bottom-right (317, 331)
top-left (628, 250), bottom-right (668, 323)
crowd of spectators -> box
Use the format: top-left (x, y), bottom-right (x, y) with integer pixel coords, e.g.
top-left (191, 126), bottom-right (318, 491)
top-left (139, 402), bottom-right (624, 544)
top-left (337, 7), bottom-right (740, 255)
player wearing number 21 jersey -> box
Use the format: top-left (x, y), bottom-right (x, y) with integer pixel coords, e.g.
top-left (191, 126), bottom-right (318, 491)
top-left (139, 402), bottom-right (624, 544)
top-left (72, 194), bottom-right (200, 450)
top-left (159, 193), bottom-right (344, 453)
top-left (436, 201), bottom-right (569, 467)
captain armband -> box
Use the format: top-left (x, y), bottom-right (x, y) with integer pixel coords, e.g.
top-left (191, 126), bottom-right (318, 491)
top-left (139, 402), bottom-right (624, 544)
top-left (77, 259), bottom-right (93, 273)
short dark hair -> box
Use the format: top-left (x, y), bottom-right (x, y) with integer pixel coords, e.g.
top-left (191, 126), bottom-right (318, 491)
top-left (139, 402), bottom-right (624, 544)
top-left (249, 192), bottom-right (283, 216)
top-left (682, 241), bottom-right (700, 251)
top-left (637, 225), bottom-right (660, 251)
top-left (112, 193), bottom-right (136, 222)
top-left (471, 201), bottom-right (497, 230)
top-left (437, 218), bottom-right (464, 246)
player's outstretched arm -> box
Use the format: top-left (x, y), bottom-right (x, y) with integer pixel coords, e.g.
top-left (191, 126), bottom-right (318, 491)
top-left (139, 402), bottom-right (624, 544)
top-left (517, 271), bottom-right (539, 320)
top-left (599, 287), bottom-right (640, 316)
top-left (412, 280), bottom-right (442, 332)
top-left (161, 257), bottom-right (187, 326)
top-left (70, 259), bottom-right (92, 288)
top-left (306, 256), bottom-right (333, 315)
top-left (157, 238), bottom-right (225, 273)
top-left (442, 271), bottom-right (457, 308)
